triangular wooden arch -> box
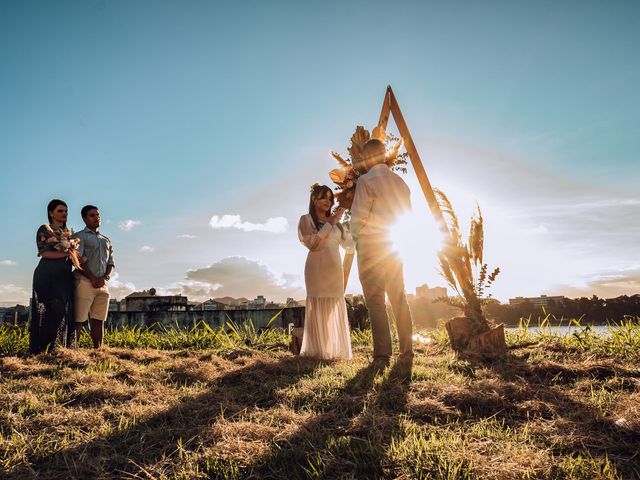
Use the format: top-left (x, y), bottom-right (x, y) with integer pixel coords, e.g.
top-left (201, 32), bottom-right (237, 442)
top-left (378, 85), bottom-right (448, 235)
top-left (343, 86), bottom-right (450, 289)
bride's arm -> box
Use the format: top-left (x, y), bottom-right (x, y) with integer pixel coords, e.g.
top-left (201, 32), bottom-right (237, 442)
top-left (339, 223), bottom-right (356, 254)
top-left (298, 215), bottom-right (332, 251)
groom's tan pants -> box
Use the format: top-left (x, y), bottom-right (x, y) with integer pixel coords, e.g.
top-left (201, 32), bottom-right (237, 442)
top-left (357, 237), bottom-right (413, 359)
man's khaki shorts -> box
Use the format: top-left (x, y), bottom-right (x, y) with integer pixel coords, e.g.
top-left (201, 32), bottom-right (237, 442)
top-left (75, 274), bottom-right (110, 322)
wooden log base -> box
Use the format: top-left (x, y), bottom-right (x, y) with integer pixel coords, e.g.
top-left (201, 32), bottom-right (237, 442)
top-left (445, 317), bottom-right (506, 358)
top-left (445, 317), bottom-right (475, 351)
top-left (469, 323), bottom-right (506, 357)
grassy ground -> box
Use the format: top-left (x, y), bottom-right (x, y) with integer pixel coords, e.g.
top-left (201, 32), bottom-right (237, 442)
top-left (0, 320), bottom-right (639, 479)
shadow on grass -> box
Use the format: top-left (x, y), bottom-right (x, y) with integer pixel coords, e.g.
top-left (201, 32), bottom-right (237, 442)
top-left (8, 353), bottom-right (415, 479)
top-left (5, 355), bottom-right (325, 479)
top-left (239, 358), bottom-right (414, 479)
top-left (444, 351), bottom-right (640, 479)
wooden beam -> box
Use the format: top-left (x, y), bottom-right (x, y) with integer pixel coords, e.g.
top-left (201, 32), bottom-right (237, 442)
top-left (378, 87), bottom-right (391, 129)
top-left (343, 252), bottom-right (354, 292)
top-left (387, 86), bottom-right (450, 237)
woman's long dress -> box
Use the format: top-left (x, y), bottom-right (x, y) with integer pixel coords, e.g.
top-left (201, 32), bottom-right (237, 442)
top-left (298, 214), bottom-right (353, 360)
top-left (30, 225), bottom-right (74, 354)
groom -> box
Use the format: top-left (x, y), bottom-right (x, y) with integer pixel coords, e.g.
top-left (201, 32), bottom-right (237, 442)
top-left (350, 138), bottom-right (414, 362)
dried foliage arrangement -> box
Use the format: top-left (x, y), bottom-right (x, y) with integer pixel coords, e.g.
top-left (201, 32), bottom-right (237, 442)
top-left (435, 189), bottom-right (500, 335)
top-left (328, 125), bottom-right (407, 209)
top-left (42, 224), bottom-right (82, 269)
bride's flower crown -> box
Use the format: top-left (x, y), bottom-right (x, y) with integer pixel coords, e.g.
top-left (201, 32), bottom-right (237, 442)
top-left (309, 183), bottom-right (324, 197)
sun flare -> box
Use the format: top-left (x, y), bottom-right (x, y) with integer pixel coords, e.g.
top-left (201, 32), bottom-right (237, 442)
top-left (388, 210), bottom-right (445, 292)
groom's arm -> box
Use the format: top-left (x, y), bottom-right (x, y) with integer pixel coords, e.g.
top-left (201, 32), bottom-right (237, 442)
top-left (350, 180), bottom-right (373, 240)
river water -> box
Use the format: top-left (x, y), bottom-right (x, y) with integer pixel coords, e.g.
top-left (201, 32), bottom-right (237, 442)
top-left (505, 324), bottom-right (613, 336)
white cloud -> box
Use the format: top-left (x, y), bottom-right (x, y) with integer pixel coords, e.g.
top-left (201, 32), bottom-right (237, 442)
top-left (177, 234), bottom-right (198, 239)
top-left (0, 284), bottom-right (30, 302)
top-left (185, 256), bottom-right (303, 301)
top-left (119, 219), bottom-right (141, 232)
top-left (165, 280), bottom-right (223, 302)
top-left (139, 246), bottom-right (155, 254)
top-left (529, 225), bottom-right (549, 235)
top-left (209, 214), bottom-right (288, 234)
top-left (552, 266), bottom-right (640, 299)
top-left (0, 260), bottom-right (17, 266)
top-left (107, 272), bottom-right (136, 300)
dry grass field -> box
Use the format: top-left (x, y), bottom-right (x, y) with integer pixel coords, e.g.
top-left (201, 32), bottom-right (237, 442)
top-left (0, 321), bottom-right (639, 479)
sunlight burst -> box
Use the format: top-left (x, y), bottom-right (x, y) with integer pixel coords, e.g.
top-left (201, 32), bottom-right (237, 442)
top-left (388, 211), bottom-right (445, 292)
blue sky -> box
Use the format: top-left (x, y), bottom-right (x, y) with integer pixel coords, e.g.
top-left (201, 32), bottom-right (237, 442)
top-left (1, 0), bottom-right (639, 304)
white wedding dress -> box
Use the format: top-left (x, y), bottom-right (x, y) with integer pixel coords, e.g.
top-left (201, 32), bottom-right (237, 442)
top-left (297, 214), bottom-right (353, 360)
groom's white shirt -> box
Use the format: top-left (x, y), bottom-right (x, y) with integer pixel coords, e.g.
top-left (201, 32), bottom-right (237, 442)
top-left (350, 163), bottom-right (411, 240)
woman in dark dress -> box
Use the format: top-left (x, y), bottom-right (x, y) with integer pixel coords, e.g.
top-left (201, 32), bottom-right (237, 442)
top-left (30, 199), bottom-right (75, 354)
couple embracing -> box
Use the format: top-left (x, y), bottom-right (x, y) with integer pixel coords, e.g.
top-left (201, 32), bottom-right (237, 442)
top-left (298, 138), bottom-right (413, 363)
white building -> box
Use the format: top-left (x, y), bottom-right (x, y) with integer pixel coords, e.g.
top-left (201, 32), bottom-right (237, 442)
top-left (251, 295), bottom-right (266, 309)
top-left (508, 295), bottom-right (567, 308)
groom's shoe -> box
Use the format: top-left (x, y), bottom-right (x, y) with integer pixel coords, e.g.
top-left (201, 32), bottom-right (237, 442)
top-left (393, 356), bottom-right (413, 383)
top-left (371, 356), bottom-right (390, 372)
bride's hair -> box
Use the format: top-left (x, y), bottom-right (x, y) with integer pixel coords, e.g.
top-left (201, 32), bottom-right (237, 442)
top-left (309, 184), bottom-right (344, 238)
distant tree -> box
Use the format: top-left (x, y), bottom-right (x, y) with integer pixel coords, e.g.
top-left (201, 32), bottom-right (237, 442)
top-left (482, 294), bottom-right (640, 326)
top-left (415, 297), bottom-right (462, 329)
top-left (346, 294), bottom-right (369, 330)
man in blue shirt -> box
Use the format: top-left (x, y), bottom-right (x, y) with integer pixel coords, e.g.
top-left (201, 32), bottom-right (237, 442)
top-left (75, 205), bottom-right (115, 348)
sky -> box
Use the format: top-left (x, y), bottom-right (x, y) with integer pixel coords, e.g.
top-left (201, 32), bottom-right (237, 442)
top-left (1, 0), bottom-right (639, 305)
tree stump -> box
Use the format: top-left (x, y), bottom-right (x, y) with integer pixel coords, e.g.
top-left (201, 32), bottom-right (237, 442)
top-left (445, 317), bottom-right (506, 358)
top-left (289, 327), bottom-right (304, 355)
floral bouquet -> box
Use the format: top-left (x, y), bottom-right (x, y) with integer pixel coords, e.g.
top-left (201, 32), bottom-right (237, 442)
top-left (44, 225), bottom-right (82, 269)
top-left (329, 125), bottom-right (406, 210)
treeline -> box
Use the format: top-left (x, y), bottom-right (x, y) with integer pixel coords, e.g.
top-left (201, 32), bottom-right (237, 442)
top-left (347, 294), bottom-right (640, 330)
top-left (347, 295), bottom-right (460, 330)
top-left (485, 294), bottom-right (640, 326)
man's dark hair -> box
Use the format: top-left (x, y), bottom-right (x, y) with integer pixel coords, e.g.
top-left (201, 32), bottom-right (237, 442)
top-left (362, 139), bottom-right (385, 156)
top-left (81, 205), bottom-right (99, 219)
top-left (362, 138), bottom-right (385, 163)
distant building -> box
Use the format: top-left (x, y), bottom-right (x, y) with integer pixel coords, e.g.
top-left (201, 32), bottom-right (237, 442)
top-left (108, 299), bottom-right (120, 312)
top-left (2, 304), bottom-right (28, 324)
top-left (416, 284), bottom-right (447, 302)
top-left (122, 290), bottom-right (188, 312)
top-left (194, 299), bottom-right (227, 311)
top-left (213, 297), bottom-right (251, 309)
top-left (250, 295), bottom-right (266, 309)
top-left (286, 297), bottom-right (298, 307)
top-left (508, 295), bottom-right (567, 308)
top-left (235, 299), bottom-right (251, 309)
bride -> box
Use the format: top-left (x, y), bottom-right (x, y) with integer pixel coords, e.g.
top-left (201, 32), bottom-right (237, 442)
top-left (297, 183), bottom-right (353, 360)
